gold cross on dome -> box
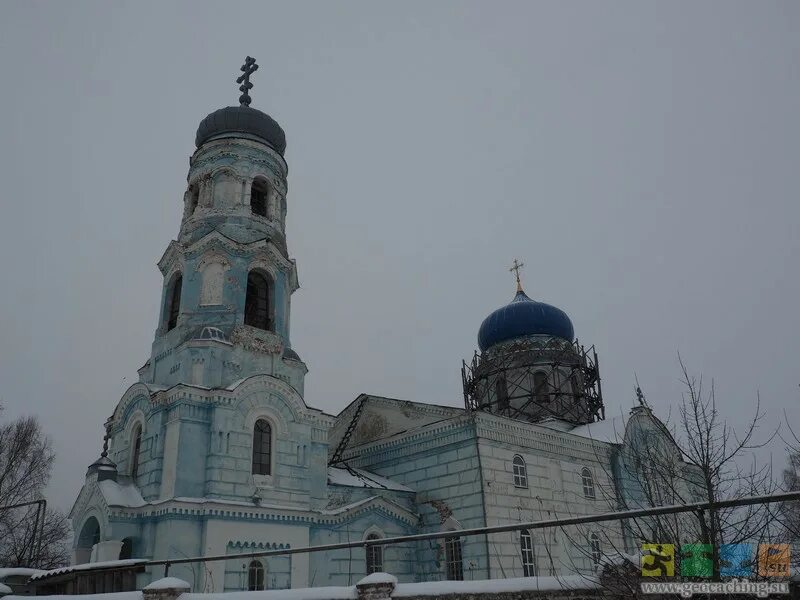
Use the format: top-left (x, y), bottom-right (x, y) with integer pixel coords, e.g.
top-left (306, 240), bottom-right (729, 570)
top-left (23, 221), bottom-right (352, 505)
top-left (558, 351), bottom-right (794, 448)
top-left (509, 258), bottom-right (525, 292)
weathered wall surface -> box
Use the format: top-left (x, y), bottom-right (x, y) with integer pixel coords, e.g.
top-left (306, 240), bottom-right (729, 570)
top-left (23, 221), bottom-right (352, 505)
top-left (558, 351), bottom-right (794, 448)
top-left (475, 412), bottom-right (624, 579)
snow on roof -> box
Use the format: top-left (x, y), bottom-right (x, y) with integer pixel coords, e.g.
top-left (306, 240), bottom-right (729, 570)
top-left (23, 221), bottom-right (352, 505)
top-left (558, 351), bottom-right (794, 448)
top-left (599, 550), bottom-right (640, 568)
top-left (144, 578), bottom-right (190, 591)
top-left (181, 587), bottom-right (355, 600)
top-left (533, 418), bottom-right (575, 432)
top-left (566, 413), bottom-right (627, 444)
top-left (320, 496), bottom-right (373, 516)
top-left (98, 480), bottom-right (146, 508)
top-left (327, 467), bottom-right (412, 492)
top-left (0, 568), bottom-right (45, 580)
top-left (19, 593), bottom-right (141, 600)
top-left (393, 575), bottom-right (599, 596)
top-left (30, 560), bottom-right (147, 581)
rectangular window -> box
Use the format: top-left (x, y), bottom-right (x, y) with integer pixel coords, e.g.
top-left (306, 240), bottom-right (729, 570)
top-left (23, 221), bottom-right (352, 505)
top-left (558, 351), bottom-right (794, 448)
top-left (366, 545), bottom-right (383, 574)
top-left (521, 530), bottom-right (536, 577)
top-left (445, 536), bottom-right (464, 581)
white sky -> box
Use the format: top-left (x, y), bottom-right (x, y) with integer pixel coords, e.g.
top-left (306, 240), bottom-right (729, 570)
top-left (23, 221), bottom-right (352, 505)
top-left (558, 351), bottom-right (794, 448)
top-left (0, 1), bottom-right (798, 512)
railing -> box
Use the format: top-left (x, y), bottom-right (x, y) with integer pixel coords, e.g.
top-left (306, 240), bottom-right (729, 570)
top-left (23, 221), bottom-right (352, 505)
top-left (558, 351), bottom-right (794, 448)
top-left (35, 491), bottom-right (800, 579)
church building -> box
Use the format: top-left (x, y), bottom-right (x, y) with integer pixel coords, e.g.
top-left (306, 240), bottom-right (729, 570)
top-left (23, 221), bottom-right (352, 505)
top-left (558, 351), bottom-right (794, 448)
top-left (61, 59), bottom-right (694, 593)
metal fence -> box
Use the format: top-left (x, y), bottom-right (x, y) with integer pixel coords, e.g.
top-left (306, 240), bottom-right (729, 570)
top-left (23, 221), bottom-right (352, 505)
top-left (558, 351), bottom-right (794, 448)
top-left (31, 490), bottom-right (800, 580)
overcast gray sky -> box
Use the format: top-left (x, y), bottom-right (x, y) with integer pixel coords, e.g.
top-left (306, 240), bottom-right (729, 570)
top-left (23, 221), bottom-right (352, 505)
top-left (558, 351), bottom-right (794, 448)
top-left (0, 1), bottom-right (798, 513)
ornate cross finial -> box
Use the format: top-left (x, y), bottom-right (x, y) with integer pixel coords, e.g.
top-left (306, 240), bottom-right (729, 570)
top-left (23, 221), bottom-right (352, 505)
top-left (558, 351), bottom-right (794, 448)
top-left (237, 56), bottom-right (259, 107)
top-left (634, 374), bottom-right (650, 408)
top-left (509, 258), bottom-right (525, 293)
top-left (100, 422), bottom-right (111, 458)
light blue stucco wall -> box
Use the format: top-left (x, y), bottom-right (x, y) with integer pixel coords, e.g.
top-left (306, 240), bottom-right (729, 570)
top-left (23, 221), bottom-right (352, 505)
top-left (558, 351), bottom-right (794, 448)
top-left (343, 420), bottom-right (489, 582)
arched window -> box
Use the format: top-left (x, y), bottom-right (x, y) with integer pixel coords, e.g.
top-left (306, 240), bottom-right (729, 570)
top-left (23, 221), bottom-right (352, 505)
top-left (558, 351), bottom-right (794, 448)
top-left (512, 455), bottom-right (528, 488)
top-left (251, 179), bottom-right (269, 218)
top-left (187, 184), bottom-right (199, 216)
top-left (520, 529), bottom-right (536, 577)
top-left (581, 467), bottom-right (595, 499)
top-left (247, 560), bottom-right (264, 590)
top-left (131, 424), bottom-right (142, 481)
top-left (165, 274), bottom-right (182, 331)
top-left (445, 535), bottom-right (463, 581)
top-left (570, 373), bottom-right (581, 397)
top-left (252, 419), bottom-right (272, 476)
top-left (244, 271), bottom-right (272, 331)
top-left (495, 375), bottom-right (509, 410)
top-left (119, 538), bottom-right (133, 560)
top-left (365, 533), bottom-right (383, 574)
top-left (533, 371), bottom-right (549, 403)
top-left (589, 533), bottom-right (602, 570)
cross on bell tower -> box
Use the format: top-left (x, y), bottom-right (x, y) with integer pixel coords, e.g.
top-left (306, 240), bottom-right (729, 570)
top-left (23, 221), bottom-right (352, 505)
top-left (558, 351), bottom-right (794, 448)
top-left (237, 56), bottom-right (259, 106)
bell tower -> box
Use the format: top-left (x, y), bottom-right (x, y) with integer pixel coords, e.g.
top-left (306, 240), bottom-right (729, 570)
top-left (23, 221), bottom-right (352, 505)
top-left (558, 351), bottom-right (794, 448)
top-left (138, 57), bottom-right (306, 393)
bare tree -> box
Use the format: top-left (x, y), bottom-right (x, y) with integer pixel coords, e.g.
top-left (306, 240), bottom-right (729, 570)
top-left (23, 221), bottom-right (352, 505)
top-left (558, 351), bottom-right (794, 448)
top-left (555, 358), bottom-right (779, 594)
top-left (0, 406), bottom-right (69, 568)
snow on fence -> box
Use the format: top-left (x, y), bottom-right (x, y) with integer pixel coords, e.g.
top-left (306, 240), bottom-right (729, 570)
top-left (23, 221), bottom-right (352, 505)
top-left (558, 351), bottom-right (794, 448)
top-left (2, 574), bottom-right (603, 600)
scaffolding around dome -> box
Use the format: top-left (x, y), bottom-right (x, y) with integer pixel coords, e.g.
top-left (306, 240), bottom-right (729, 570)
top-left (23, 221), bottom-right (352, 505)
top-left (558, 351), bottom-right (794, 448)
top-left (462, 337), bottom-right (604, 425)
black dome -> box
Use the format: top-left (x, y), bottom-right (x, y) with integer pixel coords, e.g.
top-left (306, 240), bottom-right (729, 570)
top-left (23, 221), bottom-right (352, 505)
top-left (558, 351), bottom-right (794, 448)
top-left (195, 106), bottom-right (286, 155)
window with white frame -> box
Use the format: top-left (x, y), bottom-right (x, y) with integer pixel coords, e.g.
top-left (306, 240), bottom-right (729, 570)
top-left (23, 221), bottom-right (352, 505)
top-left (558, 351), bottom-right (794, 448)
top-left (589, 533), bottom-right (601, 571)
top-left (252, 419), bottom-right (272, 476)
top-left (512, 455), bottom-right (528, 488)
top-left (520, 529), bottom-right (536, 577)
top-left (581, 467), bottom-right (595, 499)
top-left (365, 533), bottom-right (383, 574)
top-left (445, 535), bottom-right (463, 581)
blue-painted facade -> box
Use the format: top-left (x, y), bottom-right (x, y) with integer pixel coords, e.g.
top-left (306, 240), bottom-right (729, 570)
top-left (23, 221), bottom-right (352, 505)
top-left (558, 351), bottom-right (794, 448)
top-left (66, 95), bottom-right (687, 593)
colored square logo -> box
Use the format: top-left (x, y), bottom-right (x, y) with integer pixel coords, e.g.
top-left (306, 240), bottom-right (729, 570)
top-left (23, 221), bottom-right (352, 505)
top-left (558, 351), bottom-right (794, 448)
top-left (641, 543), bottom-right (674, 577)
top-left (758, 544), bottom-right (790, 577)
top-left (720, 544), bottom-right (753, 577)
top-left (681, 544), bottom-right (713, 577)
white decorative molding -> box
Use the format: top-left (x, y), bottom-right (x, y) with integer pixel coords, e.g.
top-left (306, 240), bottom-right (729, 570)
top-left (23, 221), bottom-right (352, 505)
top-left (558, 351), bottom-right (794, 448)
top-left (157, 241), bottom-right (185, 277)
top-left (111, 383), bottom-right (153, 428)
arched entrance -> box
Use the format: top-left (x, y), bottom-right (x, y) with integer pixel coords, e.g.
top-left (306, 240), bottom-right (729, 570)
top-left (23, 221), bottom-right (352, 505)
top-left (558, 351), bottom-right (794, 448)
top-left (74, 516), bottom-right (100, 564)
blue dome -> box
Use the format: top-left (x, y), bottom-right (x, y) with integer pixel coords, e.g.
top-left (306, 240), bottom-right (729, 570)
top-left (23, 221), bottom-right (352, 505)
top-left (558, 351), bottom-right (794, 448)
top-left (478, 290), bottom-right (574, 351)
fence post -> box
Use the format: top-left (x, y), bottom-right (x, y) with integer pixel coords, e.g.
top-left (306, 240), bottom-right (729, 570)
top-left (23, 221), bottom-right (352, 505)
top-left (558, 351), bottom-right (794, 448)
top-left (356, 573), bottom-right (397, 600)
top-left (143, 577), bottom-right (190, 600)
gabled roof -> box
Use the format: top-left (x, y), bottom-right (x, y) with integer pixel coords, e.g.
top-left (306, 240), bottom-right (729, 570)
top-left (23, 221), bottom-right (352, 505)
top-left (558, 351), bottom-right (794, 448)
top-left (329, 394), bottom-right (464, 460)
top-left (327, 466), bottom-right (413, 492)
top-left (566, 414), bottom-right (627, 444)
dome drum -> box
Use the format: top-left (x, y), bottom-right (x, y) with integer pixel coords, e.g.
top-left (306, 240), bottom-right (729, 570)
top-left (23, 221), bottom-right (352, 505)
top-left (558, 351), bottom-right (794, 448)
top-left (462, 337), bottom-right (604, 426)
top-left (464, 287), bottom-right (604, 426)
